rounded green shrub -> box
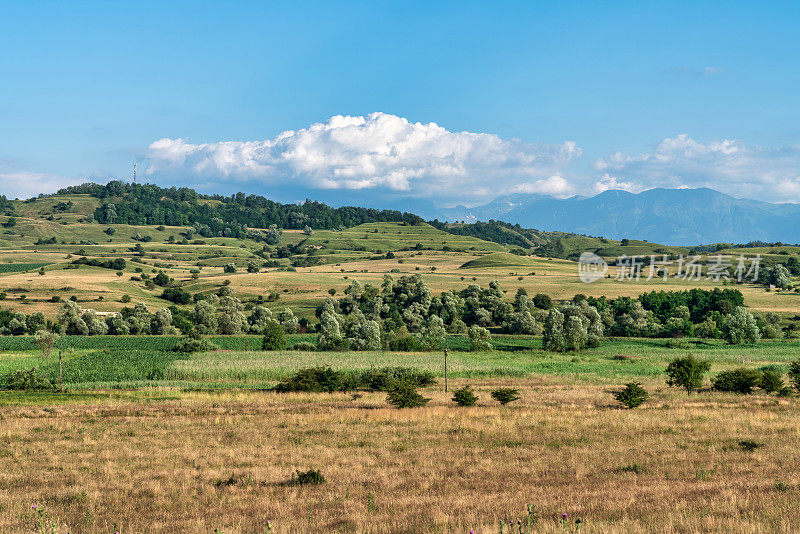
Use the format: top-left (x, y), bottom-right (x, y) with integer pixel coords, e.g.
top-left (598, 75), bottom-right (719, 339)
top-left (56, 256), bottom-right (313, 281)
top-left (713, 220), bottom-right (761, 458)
top-left (614, 382), bottom-right (648, 408)
top-left (386, 382), bottom-right (430, 408)
top-left (452, 385), bottom-right (478, 406)
top-left (490, 388), bottom-right (521, 405)
top-left (713, 368), bottom-right (762, 394)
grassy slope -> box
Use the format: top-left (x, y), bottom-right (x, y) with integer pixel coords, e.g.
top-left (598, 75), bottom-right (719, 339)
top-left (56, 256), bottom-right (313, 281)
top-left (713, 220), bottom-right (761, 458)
top-left (0, 192), bottom-right (795, 323)
top-left (541, 235), bottom-right (690, 259)
top-left (459, 252), bottom-right (541, 269)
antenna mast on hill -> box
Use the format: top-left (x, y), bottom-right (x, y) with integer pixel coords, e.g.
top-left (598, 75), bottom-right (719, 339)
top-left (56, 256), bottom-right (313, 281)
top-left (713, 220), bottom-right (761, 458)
top-left (132, 162), bottom-right (137, 183)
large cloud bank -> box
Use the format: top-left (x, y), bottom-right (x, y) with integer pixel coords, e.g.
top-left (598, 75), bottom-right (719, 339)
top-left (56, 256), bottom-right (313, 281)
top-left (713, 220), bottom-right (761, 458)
top-left (143, 112), bottom-right (581, 203)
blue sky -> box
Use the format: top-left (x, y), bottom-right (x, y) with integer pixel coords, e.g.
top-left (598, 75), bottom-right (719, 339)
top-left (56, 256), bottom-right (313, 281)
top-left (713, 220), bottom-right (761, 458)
top-left (2, 1), bottom-right (800, 205)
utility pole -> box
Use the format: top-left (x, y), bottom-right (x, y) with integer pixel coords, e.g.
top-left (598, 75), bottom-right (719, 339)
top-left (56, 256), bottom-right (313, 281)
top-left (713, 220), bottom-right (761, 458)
top-left (132, 162), bottom-right (137, 183)
top-left (58, 350), bottom-right (63, 393)
top-left (444, 348), bottom-right (448, 392)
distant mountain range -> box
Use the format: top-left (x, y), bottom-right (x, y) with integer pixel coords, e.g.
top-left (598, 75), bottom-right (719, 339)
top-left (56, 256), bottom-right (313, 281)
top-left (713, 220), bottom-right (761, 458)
top-left (433, 188), bottom-right (800, 246)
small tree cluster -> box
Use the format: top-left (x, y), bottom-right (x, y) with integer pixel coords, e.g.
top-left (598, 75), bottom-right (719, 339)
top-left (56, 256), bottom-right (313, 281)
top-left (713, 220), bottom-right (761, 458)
top-left (542, 302), bottom-right (603, 352)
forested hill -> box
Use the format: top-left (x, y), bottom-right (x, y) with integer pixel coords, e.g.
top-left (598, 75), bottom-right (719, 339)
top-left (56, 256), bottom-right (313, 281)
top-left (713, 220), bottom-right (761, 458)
top-left (52, 182), bottom-right (664, 253)
top-left (57, 182), bottom-right (424, 236)
top-left (428, 219), bottom-right (581, 249)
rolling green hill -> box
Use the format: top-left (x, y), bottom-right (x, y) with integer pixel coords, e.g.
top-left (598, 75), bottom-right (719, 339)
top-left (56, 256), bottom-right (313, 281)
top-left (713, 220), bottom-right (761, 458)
top-left (536, 236), bottom-right (690, 260)
top-left (459, 252), bottom-right (540, 269)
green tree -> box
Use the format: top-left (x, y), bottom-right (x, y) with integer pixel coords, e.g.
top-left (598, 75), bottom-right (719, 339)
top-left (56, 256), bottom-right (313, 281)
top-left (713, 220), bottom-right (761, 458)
top-left (318, 311), bottom-right (345, 350)
top-left (542, 308), bottom-right (565, 351)
top-left (532, 293), bottom-right (552, 309)
top-left (34, 329), bottom-right (59, 359)
top-left (262, 321), bottom-right (286, 351)
top-left (789, 360), bottom-right (800, 392)
top-left (665, 354), bottom-right (711, 394)
top-left (723, 306), bottom-right (760, 345)
top-left (468, 325), bottom-right (492, 351)
top-left (57, 301), bottom-right (89, 335)
top-left (265, 224), bottom-right (283, 245)
top-left (763, 264), bottom-right (790, 289)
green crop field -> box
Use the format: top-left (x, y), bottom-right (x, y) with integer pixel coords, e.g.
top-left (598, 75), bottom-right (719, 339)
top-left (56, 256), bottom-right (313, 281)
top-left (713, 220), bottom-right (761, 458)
top-left (2, 334), bottom-right (800, 391)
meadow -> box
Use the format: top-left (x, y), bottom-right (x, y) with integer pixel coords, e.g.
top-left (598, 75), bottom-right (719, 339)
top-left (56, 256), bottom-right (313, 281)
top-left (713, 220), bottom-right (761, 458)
top-left (2, 193), bottom-right (800, 532)
top-left (2, 380), bottom-right (800, 533)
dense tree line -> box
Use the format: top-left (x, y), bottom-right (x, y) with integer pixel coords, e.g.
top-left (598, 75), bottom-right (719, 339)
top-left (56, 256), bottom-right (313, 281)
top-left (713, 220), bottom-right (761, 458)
top-left (311, 275), bottom-right (558, 351)
top-left (57, 182), bottom-right (423, 236)
top-left (584, 288), bottom-right (773, 341)
top-left (0, 279), bottom-right (773, 348)
top-left (428, 220), bottom-right (556, 249)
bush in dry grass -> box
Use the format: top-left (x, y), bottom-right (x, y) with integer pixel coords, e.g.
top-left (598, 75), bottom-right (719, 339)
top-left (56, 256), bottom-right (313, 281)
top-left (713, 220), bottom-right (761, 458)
top-left (712, 368), bottom-right (762, 394)
top-left (614, 382), bottom-right (648, 408)
top-left (274, 366), bottom-right (434, 394)
top-left (386, 382), bottom-right (430, 408)
top-left (274, 366), bottom-right (343, 393)
top-left (738, 440), bottom-right (764, 452)
top-left (357, 367), bottom-right (435, 391)
top-left (665, 354), bottom-right (710, 395)
top-left (490, 388), bottom-right (520, 405)
top-left (452, 385), bottom-right (478, 406)
top-left (759, 366), bottom-right (784, 394)
top-left (285, 468), bottom-right (325, 486)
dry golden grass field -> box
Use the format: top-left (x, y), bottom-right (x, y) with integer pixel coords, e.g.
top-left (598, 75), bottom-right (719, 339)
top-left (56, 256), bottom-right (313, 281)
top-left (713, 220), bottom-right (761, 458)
top-left (1, 381), bottom-right (799, 533)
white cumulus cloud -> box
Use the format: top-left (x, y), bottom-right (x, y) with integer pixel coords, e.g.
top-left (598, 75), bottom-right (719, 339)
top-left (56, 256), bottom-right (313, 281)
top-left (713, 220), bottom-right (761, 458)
top-left (593, 134), bottom-right (800, 202)
top-left (142, 112), bottom-right (581, 204)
